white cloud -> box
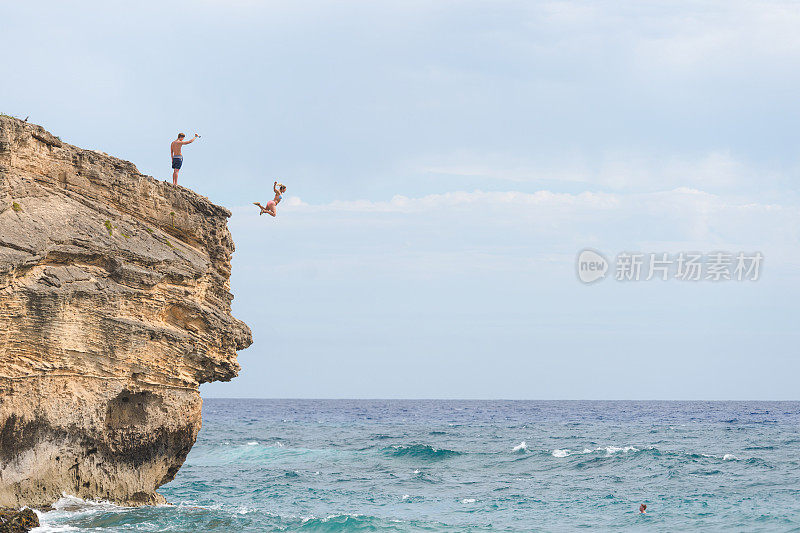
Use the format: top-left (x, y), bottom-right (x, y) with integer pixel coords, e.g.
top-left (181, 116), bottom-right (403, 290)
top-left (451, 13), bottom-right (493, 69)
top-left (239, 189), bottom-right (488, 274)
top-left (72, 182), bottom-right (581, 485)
top-left (630, 1), bottom-right (800, 71)
top-left (233, 187), bottom-right (800, 260)
top-left (418, 150), bottom-right (761, 192)
top-left (277, 187), bottom-right (788, 216)
top-left (281, 190), bottom-right (619, 213)
top-left (227, 185), bottom-right (800, 296)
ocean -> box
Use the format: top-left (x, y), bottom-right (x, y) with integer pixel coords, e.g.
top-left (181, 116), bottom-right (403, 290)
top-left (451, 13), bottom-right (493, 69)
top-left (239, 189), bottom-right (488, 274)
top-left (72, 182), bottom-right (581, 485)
top-left (36, 400), bottom-right (800, 532)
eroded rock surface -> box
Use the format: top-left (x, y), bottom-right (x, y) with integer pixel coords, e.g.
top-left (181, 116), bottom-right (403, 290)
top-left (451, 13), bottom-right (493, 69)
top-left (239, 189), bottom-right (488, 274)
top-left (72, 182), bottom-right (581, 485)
top-left (0, 116), bottom-right (252, 507)
top-left (0, 508), bottom-right (39, 532)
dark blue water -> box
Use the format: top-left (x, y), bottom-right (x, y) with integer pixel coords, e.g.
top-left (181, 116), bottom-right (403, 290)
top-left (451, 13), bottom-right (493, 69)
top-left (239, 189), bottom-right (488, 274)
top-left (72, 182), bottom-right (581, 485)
top-left (37, 400), bottom-right (800, 532)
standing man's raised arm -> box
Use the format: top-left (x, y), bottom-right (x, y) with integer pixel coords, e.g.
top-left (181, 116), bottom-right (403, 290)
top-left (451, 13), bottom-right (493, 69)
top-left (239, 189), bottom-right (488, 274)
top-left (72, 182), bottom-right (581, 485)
top-left (182, 134), bottom-right (199, 145)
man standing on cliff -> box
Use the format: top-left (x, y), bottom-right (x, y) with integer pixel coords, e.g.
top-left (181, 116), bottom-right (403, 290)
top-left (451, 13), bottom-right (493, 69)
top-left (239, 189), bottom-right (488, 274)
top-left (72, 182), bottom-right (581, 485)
top-left (170, 132), bottom-right (199, 186)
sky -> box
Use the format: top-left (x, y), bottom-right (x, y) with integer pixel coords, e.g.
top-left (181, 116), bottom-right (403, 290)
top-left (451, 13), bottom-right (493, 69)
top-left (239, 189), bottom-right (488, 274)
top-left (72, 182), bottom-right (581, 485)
top-left (2, 0), bottom-right (799, 399)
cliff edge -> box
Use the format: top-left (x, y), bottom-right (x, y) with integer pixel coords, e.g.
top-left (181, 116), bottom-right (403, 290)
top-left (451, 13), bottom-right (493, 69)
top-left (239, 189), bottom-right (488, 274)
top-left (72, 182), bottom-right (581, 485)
top-left (0, 116), bottom-right (252, 507)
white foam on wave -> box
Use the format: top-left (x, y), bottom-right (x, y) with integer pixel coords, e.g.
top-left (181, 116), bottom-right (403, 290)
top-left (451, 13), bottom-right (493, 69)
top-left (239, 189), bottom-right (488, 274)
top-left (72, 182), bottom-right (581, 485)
top-left (316, 513), bottom-right (367, 523)
top-left (549, 445), bottom-right (639, 457)
top-left (723, 453), bottom-right (738, 461)
top-left (30, 523), bottom-right (79, 533)
top-left (461, 498), bottom-right (476, 504)
top-left (50, 494), bottom-right (123, 511)
top-left (512, 441), bottom-right (527, 453)
top-left (247, 441), bottom-right (259, 446)
top-left (35, 494), bottom-right (130, 533)
top-left (603, 446), bottom-right (638, 455)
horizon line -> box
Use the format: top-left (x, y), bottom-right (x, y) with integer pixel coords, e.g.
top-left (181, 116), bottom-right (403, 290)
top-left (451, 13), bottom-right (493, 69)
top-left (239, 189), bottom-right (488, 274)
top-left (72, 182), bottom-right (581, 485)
top-left (200, 397), bottom-right (800, 402)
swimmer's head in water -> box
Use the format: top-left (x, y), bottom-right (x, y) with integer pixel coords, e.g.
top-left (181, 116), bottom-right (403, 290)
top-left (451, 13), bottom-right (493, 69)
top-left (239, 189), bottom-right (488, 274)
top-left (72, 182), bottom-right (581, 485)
top-left (639, 504), bottom-right (647, 513)
top-left (178, 133), bottom-right (185, 139)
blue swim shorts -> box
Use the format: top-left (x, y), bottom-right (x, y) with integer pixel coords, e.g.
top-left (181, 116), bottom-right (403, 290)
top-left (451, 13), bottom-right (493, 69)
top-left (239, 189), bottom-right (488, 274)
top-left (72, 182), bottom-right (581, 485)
top-left (172, 156), bottom-right (183, 170)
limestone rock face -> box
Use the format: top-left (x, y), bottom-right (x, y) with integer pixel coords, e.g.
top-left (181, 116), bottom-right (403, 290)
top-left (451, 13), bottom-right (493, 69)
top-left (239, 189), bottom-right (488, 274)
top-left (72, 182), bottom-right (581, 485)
top-left (0, 116), bottom-right (252, 507)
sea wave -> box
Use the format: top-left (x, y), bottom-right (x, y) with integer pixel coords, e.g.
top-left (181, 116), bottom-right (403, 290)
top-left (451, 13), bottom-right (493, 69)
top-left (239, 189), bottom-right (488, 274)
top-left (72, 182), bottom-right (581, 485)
top-left (50, 494), bottom-right (127, 512)
top-left (544, 445), bottom-right (760, 465)
top-left (551, 446), bottom-right (638, 458)
top-left (410, 469), bottom-right (441, 484)
top-left (185, 442), bottom-right (340, 466)
top-left (603, 446), bottom-right (639, 455)
top-left (36, 499), bottom-right (454, 533)
top-left (34, 495), bottom-right (138, 533)
top-left (297, 514), bottom-right (408, 531)
top-left (291, 513), bottom-right (473, 532)
top-left (384, 444), bottom-right (463, 460)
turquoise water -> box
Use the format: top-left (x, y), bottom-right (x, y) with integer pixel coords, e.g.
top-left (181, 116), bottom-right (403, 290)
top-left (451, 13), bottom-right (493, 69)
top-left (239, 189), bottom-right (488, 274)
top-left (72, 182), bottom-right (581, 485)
top-left (36, 400), bottom-right (800, 532)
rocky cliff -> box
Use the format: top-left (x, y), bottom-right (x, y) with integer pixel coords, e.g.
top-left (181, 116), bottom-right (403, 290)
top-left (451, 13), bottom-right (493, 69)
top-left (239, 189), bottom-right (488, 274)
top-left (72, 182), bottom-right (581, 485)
top-left (0, 116), bottom-right (252, 507)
